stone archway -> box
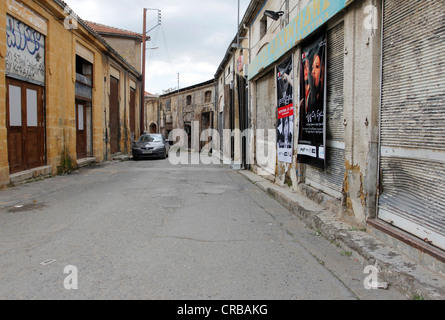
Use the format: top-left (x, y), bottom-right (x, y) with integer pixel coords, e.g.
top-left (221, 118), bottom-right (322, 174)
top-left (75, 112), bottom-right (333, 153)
top-left (149, 122), bottom-right (157, 134)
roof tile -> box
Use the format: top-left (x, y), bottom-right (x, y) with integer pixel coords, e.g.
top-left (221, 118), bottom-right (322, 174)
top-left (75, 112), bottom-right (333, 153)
top-left (85, 21), bottom-right (142, 39)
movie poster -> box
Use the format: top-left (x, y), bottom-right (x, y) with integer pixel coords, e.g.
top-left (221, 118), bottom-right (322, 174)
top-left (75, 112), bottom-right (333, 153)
top-left (277, 56), bottom-right (294, 164)
top-left (298, 32), bottom-right (327, 169)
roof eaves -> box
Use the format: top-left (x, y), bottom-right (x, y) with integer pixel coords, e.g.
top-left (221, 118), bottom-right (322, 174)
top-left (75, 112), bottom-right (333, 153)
top-left (52, 0), bottom-right (142, 79)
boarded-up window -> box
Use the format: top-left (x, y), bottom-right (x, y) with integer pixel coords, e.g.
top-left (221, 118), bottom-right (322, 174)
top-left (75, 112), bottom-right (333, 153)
top-left (205, 91), bottom-right (212, 103)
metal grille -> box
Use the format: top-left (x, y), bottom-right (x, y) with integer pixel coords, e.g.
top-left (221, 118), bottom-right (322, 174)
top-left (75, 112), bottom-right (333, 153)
top-left (256, 71), bottom-right (277, 176)
top-left (381, 0), bottom-right (445, 151)
top-left (326, 22), bottom-right (345, 143)
top-left (379, 0), bottom-right (445, 250)
top-left (306, 22), bottom-right (345, 197)
top-left (306, 147), bottom-right (345, 196)
top-left (380, 158), bottom-right (445, 218)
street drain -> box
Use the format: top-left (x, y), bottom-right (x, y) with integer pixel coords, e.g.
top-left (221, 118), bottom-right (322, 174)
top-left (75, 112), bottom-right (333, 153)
top-left (8, 203), bottom-right (47, 213)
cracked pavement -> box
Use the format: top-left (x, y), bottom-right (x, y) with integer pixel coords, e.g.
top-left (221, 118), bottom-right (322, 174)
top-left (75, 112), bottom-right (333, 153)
top-left (0, 156), bottom-right (407, 300)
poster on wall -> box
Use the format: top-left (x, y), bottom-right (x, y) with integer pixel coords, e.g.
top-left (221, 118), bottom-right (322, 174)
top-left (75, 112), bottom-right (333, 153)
top-left (5, 15), bottom-right (46, 85)
top-left (298, 32), bottom-right (327, 169)
top-left (276, 56), bottom-right (294, 164)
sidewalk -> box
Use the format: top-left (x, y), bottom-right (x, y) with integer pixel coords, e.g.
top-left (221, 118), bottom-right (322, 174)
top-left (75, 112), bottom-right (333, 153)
top-left (238, 169), bottom-right (445, 300)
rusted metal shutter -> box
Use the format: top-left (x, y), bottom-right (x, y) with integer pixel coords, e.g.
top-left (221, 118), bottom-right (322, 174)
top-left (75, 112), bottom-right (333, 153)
top-left (305, 22), bottom-right (345, 199)
top-left (379, 0), bottom-right (445, 250)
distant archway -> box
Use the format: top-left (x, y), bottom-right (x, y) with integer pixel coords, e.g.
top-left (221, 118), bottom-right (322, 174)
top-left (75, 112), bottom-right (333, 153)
top-left (149, 122), bottom-right (157, 134)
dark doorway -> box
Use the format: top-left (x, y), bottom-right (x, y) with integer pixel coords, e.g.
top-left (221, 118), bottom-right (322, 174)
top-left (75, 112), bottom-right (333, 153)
top-left (201, 112), bottom-right (213, 152)
top-left (237, 74), bottom-right (248, 169)
top-left (129, 88), bottom-right (136, 141)
top-left (75, 55), bottom-right (93, 160)
top-left (76, 101), bottom-right (88, 159)
top-left (110, 77), bottom-right (120, 154)
top-left (149, 123), bottom-right (157, 134)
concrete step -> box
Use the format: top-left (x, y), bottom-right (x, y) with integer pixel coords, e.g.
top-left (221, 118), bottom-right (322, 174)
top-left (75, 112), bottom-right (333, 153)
top-left (9, 166), bottom-right (52, 186)
top-left (77, 157), bottom-right (97, 168)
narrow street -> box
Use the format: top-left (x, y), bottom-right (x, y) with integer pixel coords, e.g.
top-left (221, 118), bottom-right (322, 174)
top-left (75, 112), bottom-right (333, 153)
top-left (0, 156), bottom-right (407, 300)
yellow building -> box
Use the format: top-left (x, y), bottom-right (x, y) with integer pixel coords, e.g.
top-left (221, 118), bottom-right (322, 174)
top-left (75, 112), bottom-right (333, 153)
top-left (0, 0), bottom-right (142, 188)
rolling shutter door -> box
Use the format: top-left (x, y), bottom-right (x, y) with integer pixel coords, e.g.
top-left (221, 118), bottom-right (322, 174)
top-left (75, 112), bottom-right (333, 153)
top-left (379, 0), bottom-right (445, 250)
top-left (256, 71), bottom-right (277, 176)
top-left (305, 22), bottom-right (345, 199)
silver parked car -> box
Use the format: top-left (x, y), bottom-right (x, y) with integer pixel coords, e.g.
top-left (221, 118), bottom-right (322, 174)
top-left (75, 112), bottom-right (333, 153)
top-left (132, 134), bottom-right (170, 160)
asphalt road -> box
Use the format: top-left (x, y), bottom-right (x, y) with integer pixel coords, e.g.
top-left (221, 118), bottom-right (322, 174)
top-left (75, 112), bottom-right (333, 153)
top-left (0, 154), bottom-right (407, 300)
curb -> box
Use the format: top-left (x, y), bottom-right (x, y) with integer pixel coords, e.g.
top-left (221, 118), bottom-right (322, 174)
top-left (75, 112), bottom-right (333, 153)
top-left (238, 170), bottom-right (445, 300)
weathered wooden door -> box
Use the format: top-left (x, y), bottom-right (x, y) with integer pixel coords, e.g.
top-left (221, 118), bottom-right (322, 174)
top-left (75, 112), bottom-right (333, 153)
top-left (129, 88), bottom-right (136, 140)
top-left (6, 78), bottom-right (44, 174)
top-left (109, 77), bottom-right (120, 154)
top-left (76, 102), bottom-right (87, 159)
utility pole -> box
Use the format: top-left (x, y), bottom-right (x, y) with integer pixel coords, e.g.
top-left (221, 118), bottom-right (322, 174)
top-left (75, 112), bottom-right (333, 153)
top-left (141, 8), bottom-right (161, 136)
top-left (141, 8), bottom-right (147, 135)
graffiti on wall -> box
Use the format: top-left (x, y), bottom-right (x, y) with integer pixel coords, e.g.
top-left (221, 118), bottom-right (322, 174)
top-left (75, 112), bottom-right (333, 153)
top-left (6, 15), bottom-right (45, 84)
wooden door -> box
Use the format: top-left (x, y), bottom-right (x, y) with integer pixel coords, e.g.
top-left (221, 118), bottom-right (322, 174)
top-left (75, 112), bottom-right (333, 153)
top-left (6, 80), bottom-right (24, 174)
top-left (6, 78), bottom-right (44, 174)
top-left (109, 77), bottom-right (120, 155)
top-left (129, 88), bottom-right (136, 140)
top-left (76, 103), bottom-right (87, 159)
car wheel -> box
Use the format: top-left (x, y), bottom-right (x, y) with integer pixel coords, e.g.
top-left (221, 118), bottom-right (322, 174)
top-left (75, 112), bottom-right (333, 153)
top-left (162, 148), bottom-right (167, 159)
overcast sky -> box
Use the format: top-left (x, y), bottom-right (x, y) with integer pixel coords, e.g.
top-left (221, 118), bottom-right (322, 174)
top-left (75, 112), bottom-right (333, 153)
top-left (65, 0), bottom-right (250, 95)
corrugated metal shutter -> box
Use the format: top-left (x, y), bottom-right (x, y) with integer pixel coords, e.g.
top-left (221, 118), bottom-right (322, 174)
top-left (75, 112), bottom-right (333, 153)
top-left (305, 22), bottom-right (345, 199)
top-left (379, 0), bottom-right (445, 250)
top-left (256, 71), bottom-right (277, 176)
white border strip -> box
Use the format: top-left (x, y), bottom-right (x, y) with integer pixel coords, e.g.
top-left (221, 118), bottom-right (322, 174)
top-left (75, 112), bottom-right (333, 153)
top-left (326, 140), bottom-right (345, 150)
top-left (381, 146), bottom-right (445, 164)
top-left (379, 208), bottom-right (445, 251)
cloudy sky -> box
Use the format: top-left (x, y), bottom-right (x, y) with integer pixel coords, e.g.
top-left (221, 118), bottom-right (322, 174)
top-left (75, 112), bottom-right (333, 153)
top-left (65, 0), bottom-right (250, 95)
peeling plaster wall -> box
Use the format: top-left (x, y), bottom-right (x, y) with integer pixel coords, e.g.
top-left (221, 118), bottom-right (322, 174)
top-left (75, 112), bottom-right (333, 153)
top-left (343, 0), bottom-right (382, 225)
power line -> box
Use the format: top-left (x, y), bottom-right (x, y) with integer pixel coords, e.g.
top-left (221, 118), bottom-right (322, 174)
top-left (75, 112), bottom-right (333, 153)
top-left (160, 25), bottom-right (171, 66)
top-left (132, 0), bottom-right (144, 8)
top-left (140, 0), bottom-right (153, 7)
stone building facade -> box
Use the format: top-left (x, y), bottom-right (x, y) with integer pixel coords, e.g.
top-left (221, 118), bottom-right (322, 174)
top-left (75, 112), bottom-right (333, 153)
top-left (85, 20), bottom-right (143, 142)
top-left (0, 0), bottom-right (142, 187)
top-left (145, 80), bottom-right (217, 151)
